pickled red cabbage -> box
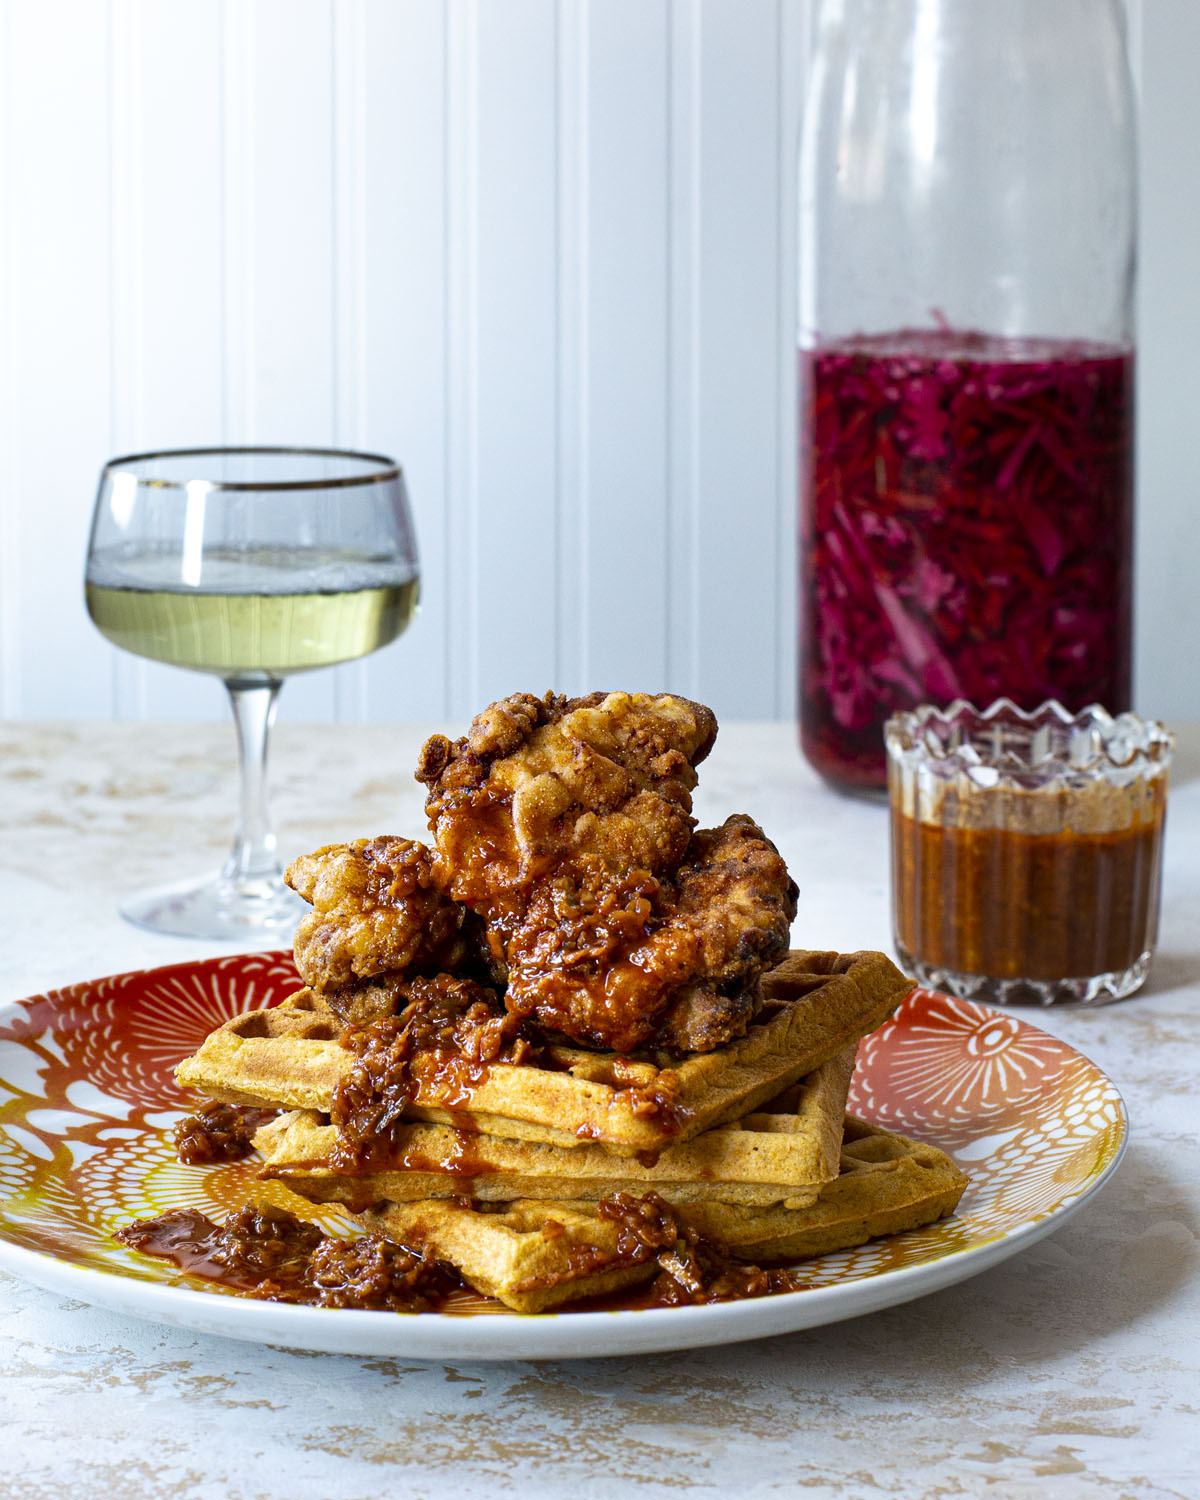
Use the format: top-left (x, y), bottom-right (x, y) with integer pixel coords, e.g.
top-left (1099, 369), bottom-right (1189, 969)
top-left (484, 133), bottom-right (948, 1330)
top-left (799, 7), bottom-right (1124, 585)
top-left (799, 330), bottom-right (1134, 791)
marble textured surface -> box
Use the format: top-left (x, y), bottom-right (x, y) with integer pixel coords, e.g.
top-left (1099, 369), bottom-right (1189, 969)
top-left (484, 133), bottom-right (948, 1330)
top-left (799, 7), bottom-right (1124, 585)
top-left (1, 718), bottom-right (1197, 1500)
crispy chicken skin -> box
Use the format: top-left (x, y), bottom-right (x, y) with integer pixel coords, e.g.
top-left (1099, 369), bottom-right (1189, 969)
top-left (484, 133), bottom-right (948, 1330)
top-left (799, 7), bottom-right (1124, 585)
top-left (415, 693), bottom-right (795, 1053)
top-left (285, 693), bottom-right (797, 1054)
top-left (286, 837), bottom-right (477, 996)
top-left (652, 817), bottom-right (800, 1051)
top-left (415, 691), bottom-right (718, 905)
top-left (499, 814), bottom-right (798, 1053)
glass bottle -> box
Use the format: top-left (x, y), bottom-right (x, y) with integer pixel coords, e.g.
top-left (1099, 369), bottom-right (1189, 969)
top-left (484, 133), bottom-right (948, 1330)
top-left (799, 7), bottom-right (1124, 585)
top-left (798, 0), bottom-right (1137, 794)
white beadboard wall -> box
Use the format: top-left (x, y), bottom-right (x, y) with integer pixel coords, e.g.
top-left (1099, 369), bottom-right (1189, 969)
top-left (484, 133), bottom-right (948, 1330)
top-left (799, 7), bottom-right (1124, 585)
top-left (0, 0), bottom-right (1194, 729)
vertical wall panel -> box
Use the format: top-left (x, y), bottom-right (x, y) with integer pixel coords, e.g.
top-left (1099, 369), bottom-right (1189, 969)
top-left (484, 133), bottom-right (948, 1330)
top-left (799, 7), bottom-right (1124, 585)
top-left (1135, 0), bottom-right (1200, 721)
top-left (462, 0), bottom-right (561, 715)
top-left (666, 0), bottom-right (702, 702)
top-left (356, 0), bottom-right (450, 724)
top-left (240, 0), bottom-right (338, 723)
top-left (3, 0), bottom-right (114, 718)
top-left (114, 4), bottom-right (226, 452)
top-left (238, 0), bottom-right (336, 445)
top-left (107, 0), bottom-right (153, 720)
top-left (0, 1), bottom-right (18, 714)
top-left (774, 0), bottom-right (805, 720)
top-left (442, 0), bottom-right (479, 725)
top-left (329, 0), bottom-right (370, 723)
top-left (691, 0), bottom-right (785, 720)
top-left (553, 0), bottom-right (586, 697)
top-left (579, 0), bottom-right (672, 694)
top-left (220, 0), bottom-right (254, 448)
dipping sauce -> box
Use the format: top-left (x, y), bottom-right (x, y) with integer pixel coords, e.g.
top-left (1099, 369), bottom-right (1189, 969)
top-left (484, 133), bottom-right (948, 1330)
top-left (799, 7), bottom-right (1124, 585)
top-left (886, 701), bottom-right (1172, 1005)
top-left (892, 813), bottom-right (1164, 983)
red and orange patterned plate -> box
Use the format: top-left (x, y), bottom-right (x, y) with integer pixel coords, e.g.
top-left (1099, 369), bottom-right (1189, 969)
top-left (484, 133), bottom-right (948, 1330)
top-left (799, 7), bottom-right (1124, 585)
top-left (0, 952), bottom-right (1127, 1359)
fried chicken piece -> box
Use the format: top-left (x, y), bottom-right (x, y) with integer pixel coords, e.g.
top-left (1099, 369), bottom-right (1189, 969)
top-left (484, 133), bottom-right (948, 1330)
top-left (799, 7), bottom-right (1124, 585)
top-left (416, 691), bottom-right (792, 1053)
top-left (285, 836), bottom-right (477, 997)
top-left (502, 815), bottom-right (798, 1053)
top-left (672, 818), bottom-right (801, 982)
top-left (416, 690), bottom-right (718, 910)
top-left (652, 818), bottom-right (800, 1050)
top-left (315, 977), bottom-right (406, 1029)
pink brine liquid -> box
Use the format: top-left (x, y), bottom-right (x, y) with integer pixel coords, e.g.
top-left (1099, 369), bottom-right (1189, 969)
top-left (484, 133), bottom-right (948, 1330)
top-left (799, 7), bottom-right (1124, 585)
top-left (799, 329), bottom-right (1134, 792)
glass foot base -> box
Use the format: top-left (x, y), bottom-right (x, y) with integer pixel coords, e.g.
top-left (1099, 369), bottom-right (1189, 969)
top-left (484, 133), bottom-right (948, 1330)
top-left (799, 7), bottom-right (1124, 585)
top-left (120, 872), bottom-right (308, 941)
top-left (896, 944), bottom-right (1152, 1007)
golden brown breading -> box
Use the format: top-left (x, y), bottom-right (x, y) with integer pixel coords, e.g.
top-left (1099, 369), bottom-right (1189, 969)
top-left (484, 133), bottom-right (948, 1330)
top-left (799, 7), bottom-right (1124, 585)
top-left (415, 690), bottom-right (718, 910)
top-left (653, 817), bottom-right (801, 1051)
top-left (284, 696), bottom-right (794, 1055)
top-left (502, 815), bottom-right (798, 1053)
top-left (415, 692), bottom-right (792, 1054)
top-left (285, 837), bottom-right (477, 996)
top-left (672, 817), bottom-right (801, 983)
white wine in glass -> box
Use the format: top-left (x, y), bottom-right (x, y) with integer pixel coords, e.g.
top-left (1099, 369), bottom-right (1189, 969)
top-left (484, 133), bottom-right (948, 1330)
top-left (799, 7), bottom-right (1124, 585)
top-left (84, 447), bottom-right (420, 940)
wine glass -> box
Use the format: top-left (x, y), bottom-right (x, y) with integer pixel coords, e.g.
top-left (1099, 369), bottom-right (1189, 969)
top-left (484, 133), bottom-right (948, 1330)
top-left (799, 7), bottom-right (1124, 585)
top-left (84, 446), bottom-right (420, 940)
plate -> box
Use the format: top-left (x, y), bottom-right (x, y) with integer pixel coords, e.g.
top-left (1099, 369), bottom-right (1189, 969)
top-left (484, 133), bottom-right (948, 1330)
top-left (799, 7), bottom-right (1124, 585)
top-left (0, 952), bottom-right (1127, 1360)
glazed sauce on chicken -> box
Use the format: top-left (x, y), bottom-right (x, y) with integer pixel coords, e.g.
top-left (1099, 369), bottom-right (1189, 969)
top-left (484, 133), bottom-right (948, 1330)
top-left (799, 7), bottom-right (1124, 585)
top-left (329, 976), bottom-right (535, 1170)
top-left (414, 693), bottom-right (795, 1055)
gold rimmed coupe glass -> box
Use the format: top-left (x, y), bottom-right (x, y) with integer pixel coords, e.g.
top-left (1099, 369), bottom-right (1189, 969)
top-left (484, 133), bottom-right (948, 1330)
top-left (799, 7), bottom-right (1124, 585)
top-left (84, 446), bottom-right (420, 940)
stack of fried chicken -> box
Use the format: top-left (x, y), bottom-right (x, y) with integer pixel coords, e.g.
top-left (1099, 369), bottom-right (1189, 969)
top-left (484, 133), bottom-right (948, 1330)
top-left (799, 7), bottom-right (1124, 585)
top-left (161, 692), bottom-right (966, 1313)
top-left (289, 690), bottom-right (795, 1054)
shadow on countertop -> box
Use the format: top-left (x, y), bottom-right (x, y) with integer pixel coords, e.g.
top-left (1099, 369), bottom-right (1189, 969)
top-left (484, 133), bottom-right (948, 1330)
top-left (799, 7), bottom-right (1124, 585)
top-left (1138, 949), bottom-right (1200, 998)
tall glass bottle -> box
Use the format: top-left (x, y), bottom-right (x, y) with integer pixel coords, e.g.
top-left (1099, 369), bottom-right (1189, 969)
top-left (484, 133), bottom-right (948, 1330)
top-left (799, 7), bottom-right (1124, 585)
top-left (798, 0), bottom-right (1137, 793)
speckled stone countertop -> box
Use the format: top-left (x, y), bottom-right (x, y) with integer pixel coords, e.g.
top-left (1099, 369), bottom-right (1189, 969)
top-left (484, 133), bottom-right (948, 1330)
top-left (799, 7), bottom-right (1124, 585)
top-left (2, 720), bottom-right (1197, 1500)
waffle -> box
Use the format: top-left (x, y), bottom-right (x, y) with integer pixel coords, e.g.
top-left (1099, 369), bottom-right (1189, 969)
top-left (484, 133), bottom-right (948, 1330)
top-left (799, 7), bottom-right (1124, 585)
top-left (254, 1046), bottom-right (856, 1209)
top-left (356, 1118), bottom-right (967, 1313)
top-left (358, 1198), bottom-right (661, 1314)
top-left (175, 948), bottom-right (911, 1158)
top-left (673, 1115), bottom-right (968, 1258)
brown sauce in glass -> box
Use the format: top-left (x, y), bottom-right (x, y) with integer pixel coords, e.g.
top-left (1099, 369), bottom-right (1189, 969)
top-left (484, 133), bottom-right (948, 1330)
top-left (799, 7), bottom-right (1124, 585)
top-left (892, 812), bottom-right (1165, 980)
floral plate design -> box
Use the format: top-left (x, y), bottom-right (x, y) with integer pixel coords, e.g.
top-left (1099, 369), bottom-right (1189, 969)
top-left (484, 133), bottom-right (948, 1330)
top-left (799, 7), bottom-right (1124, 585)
top-left (0, 952), bottom-right (1126, 1360)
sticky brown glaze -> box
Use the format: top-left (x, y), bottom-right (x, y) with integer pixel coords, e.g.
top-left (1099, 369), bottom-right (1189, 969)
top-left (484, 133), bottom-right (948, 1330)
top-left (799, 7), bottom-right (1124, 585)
top-left (329, 975), bottom-right (540, 1170)
top-left (173, 1102), bottom-right (280, 1166)
top-left (116, 1194), bottom-right (815, 1315)
top-left (115, 1204), bottom-right (462, 1311)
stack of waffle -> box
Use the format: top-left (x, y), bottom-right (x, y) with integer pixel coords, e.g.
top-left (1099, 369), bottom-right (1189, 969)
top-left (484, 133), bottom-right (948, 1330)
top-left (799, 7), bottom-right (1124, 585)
top-left (176, 948), bottom-right (966, 1312)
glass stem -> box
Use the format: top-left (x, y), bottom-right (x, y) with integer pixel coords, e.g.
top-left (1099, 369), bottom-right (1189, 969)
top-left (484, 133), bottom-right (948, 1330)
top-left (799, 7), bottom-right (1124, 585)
top-left (221, 677), bottom-right (284, 894)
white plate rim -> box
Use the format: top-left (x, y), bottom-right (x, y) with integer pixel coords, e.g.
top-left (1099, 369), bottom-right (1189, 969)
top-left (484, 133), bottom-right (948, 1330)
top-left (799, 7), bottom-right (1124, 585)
top-left (0, 1087), bottom-right (1128, 1361)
